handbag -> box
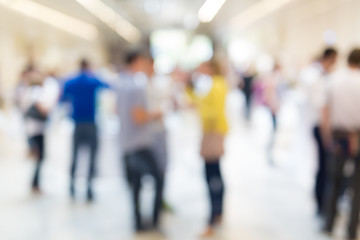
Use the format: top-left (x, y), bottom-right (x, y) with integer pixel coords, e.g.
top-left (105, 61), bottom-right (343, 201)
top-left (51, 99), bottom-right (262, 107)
top-left (25, 104), bottom-right (47, 121)
top-left (200, 132), bottom-right (224, 161)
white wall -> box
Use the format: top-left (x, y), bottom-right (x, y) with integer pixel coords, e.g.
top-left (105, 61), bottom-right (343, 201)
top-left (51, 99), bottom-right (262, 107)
top-left (0, 6), bottom-right (107, 96)
top-left (228, 0), bottom-right (360, 74)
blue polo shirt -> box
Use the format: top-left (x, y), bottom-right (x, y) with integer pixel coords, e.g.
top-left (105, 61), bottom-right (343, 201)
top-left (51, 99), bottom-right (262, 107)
top-left (61, 71), bottom-right (109, 123)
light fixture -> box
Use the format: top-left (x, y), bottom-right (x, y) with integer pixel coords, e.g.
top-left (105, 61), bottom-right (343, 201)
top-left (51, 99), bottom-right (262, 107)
top-left (229, 0), bottom-right (296, 31)
top-left (198, 0), bottom-right (226, 23)
top-left (75, 0), bottom-right (141, 43)
top-left (0, 0), bottom-right (98, 41)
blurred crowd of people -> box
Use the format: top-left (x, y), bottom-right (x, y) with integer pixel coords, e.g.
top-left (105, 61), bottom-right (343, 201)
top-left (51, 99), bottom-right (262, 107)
top-left (9, 45), bottom-right (360, 240)
top-left (299, 47), bottom-right (360, 240)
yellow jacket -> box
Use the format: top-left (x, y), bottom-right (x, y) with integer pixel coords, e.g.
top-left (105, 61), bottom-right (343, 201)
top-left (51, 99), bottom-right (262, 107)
top-left (187, 75), bottom-right (228, 135)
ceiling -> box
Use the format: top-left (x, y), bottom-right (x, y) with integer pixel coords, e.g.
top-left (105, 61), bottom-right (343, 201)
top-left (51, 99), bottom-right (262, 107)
top-left (28, 0), bottom-right (261, 42)
top-left (2, 0), bottom-right (357, 49)
top-left (2, 0), bottom-right (314, 44)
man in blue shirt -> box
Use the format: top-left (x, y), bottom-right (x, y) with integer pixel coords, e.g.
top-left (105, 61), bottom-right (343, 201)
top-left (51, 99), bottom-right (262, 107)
top-left (61, 59), bottom-right (109, 202)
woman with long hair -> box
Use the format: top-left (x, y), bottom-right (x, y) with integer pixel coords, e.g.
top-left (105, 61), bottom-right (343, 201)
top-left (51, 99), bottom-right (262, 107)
top-left (187, 60), bottom-right (228, 237)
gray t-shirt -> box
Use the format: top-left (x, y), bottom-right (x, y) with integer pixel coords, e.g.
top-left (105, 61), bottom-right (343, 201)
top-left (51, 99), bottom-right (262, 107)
top-left (117, 72), bottom-right (152, 154)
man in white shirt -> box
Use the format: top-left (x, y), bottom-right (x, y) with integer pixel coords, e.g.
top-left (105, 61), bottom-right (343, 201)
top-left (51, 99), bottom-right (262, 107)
top-left (17, 66), bottom-right (60, 193)
top-left (322, 48), bottom-right (360, 240)
top-left (299, 48), bottom-right (338, 216)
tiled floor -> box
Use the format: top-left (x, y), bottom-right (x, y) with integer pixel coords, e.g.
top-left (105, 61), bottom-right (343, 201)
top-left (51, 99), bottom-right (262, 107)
top-left (0, 90), bottom-right (340, 240)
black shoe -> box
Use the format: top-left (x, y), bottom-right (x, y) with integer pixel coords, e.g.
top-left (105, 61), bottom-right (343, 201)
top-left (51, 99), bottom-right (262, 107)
top-left (136, 223), bottom-right (145, 233)
top-left (32, 186), bottom-right (42, 195)
top-left (87, 188), bottom-right (94, 202)
top-left (347, 233), bottom-right (356, 240)
top-left (321, 228), bottom-right (332, 237)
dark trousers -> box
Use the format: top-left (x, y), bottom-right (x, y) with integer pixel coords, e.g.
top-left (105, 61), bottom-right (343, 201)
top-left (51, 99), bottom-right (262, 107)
top-left (124, 148), bottom-right (164, 230)
top-left (271, 112), bottom-right (277, 131)
top-left (268, 111), bottom-right (277, 165)
top-left (205, 160), bottom-right (225, 226)
top-left (324, 133), bottom-right (360, 239)
top-left (71, 123), bottom-right (98, 191)
top-left (29, 135), bottom-right (45, 188)
top-left (244, 93), bottom-right (252, 120)
top-left (313, 126), bottom-right (327, 214)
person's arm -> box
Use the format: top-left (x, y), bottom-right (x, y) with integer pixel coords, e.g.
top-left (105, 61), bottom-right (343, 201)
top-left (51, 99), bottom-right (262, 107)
top-left (100, 81), bottom-right (111, 89)
top-left (320, 103), bottom-right (332, 150)
top-left (349, 133), bottom-right (359, 157)
top-left (320, 73), bottom-right (335, 151)
top-left (35, 102), bottom-right (49, 116)
top-left (129, 86), bottom-right (162, 126)
top-left (132, 106), bottom-right (162, 126)
top-left (59, 81), bottom-right (71, 103)
top-left (95, 77), bottom-right (112, 90)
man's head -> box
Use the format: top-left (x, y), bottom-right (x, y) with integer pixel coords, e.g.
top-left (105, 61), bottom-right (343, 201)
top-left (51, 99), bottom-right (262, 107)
top-left (125, 50), bottom-right (147, 73)
top-left (80, 58), bottom-right (90, 71)
top-left (348, 48), bottom-right (360, 69)
top-left (320, 47), bottom-right (338, 72)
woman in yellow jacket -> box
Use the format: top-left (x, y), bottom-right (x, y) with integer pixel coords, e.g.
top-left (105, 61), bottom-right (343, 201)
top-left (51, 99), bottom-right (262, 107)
top-left (187, 60), bottom-right (228, 237)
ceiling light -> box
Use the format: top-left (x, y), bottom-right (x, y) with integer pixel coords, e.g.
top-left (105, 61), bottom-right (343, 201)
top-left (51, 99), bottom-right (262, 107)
top-left (0, 0), bottom-right (98, 41)
top-left (229, 0), bottom-right (296, 31)
top-left (198, 0), bottom-right (226, 23)
top-left (75, 0), bottom-right (141, 43)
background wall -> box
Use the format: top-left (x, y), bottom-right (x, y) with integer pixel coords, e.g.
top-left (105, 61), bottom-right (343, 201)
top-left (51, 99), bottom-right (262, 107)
top-left (227, 0), bottom-right (360, 76)
top-left (0, 6), bottom-right (107, 98)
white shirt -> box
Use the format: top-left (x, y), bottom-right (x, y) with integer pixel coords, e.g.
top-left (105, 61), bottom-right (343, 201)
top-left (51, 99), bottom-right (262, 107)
top-left (146, 75), bottom-right (172, 134)
top-left (328, 68), bottom-right (360, 131)
top-left (299, 63), bottom-right (327, 127)
top-left (19, 77), bottom-right (59, 137)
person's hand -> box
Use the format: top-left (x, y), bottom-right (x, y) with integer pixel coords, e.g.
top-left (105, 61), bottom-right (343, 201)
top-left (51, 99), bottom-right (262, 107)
top-left (153, 110), bottom-right (163, 120)
top-left (132, 107), bottom-right (147, 125)
top-left (36, 103), bottom-right (49, 117)
top-left (321, 129), bottom-right (334, 152)
top-left (325, 140), bottom-right (335, 154)
top-left (349, 133), bottom-right (359, 157)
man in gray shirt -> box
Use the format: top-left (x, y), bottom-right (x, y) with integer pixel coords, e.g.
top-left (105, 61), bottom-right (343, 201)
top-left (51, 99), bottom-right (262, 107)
top-left (116, 51), bottom-right (163, 232)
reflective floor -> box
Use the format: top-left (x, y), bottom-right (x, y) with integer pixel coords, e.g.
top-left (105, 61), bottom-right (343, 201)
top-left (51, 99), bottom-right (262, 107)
top-left (0, 90), bottom-right (339, 240)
